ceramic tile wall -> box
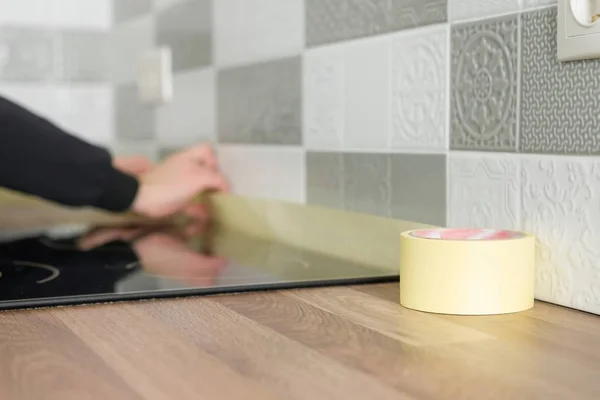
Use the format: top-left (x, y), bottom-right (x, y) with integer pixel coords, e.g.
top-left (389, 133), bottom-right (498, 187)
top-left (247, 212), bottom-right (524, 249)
top-left (0, 0), bottom-right (113, 146)
top-left (112, 0), bottom-right (600, 314)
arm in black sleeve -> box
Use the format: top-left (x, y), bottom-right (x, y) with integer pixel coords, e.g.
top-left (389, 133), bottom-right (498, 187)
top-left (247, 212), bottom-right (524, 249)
top-left (0, 95), bottom-right (139, 212)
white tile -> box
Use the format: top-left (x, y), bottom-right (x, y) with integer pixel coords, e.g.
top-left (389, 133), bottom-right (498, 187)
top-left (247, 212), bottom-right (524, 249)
top-left (303, 45), bottom-right (344, 151)
top-left (217, 145), bottom-right (305, 203)
top-left (153, 0), bottom-right (186, 11)
top-left (0, 83), bottom-right (113, 146)
top-left (521, 155), bottom-right (600, 314)
top-left (214, 0), bottom-right (304, 67)
top-left (0, 0), bottom-right (111, 29)
top-left (157, 68), bottom-right (215, 148)
top-left (51, 84), bottom-right (114, 146)
top-left (449, 0), bottom-right (520, 21)
top-left (521, 0), bottom-right (557, 10)
top-left (448, 153), bottom-right (520, 230)
top-left (343, 36), bottom-right (390, 151)
top-left (391, 25), bottom-right (448, 152)
top-left (110, 15), bottom-right (154, 84)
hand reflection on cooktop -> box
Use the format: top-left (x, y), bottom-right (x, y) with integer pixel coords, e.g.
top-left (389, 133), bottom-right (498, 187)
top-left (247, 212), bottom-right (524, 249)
top-left (0, 222), bottom-right (227, 300)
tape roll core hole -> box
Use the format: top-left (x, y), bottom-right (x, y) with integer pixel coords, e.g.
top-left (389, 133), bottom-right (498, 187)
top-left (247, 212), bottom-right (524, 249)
top-left (409, 228), bottom-right (525, 241)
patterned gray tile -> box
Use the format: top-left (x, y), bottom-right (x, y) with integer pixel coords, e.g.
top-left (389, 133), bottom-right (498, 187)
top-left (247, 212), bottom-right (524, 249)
top-left (306, 0), bottom-right (447, 47)
top-left (343, 153), bottom-right (391, 217)
top-left (450, 15), bottom-right (519, 152)
top-left (114, 0), bottom-right (153, 24)
top-left (115, 84), bottom-right (155, 140)
top-left (520, 8), bottom-right (600, 154)
top-left (0, 27), bottom-right (56, 81)
top-left (57, 31), bottom-right (110, 82)
top-left (390, 153), bottom-right (446, 226)
top-left (306, 152), bottom-right (344, 209)
top-left (156, 0), bottom-right (212, 72)
top-left (217, 56), bottom-right (302, 145)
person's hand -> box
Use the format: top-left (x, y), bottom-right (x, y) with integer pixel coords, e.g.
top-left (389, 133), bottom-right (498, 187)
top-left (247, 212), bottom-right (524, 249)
top-left (130, 144), bottom-right (228, 219)
top-left (113, 156), bottom-right (153, 176)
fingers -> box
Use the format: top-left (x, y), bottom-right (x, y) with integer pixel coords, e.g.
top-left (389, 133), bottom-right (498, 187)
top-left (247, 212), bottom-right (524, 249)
top-left (185, 143), bottom-right (218, 170)
top-left (195, 168), bottom-right (229, 193)
top-left (78, 227), bottom-right (146, 250)
top-left (113, 156), bottom-right (153, 176)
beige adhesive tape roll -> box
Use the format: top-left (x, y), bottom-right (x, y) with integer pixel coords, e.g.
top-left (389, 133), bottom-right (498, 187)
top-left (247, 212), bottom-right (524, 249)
top-left (400, 228), bottom-right (536, 315)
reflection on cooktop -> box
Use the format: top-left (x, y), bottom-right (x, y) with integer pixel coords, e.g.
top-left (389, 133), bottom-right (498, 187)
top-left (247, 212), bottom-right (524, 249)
top-left (0, 225), bottom-right (396, 310)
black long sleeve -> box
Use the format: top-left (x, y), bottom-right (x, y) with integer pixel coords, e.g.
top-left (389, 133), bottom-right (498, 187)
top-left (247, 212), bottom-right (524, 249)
top-left (0, 96), bottom-right (139, 212)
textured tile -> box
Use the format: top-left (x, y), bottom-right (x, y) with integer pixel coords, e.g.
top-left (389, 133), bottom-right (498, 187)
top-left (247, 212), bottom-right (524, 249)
top-left (115, 84), bottom-right (155, 140)
top-left (0, 0), bottom-right (111, 29)
top-left (156, 0), bottom-right (212, 72)
top-left (306, 152), bottom-right (344, 209)
top-left (110, 15), bottom-right (155, 84)
top-left (306, 0), bottom-right (447, 47)
top-left (58, 31), bottom-right (110, 82)
top-left (343, 153), bottom-right (391, 217)
top-left (449, 153), bottom-right (520, 230)
top-left (449, 0), bottom-right (520, 21)
top-left (51, 84), bottom-right (114, 145)
top-left (391, 25), bottom-right (448, 151)
top-left (390, 153), bottom-right (446, 226)
top-left (344, 37), bottom-right (390, 151)
top-left (217, 56), bottom-right (302, 145)
top-left (114, 0), bottom-right (152, 24)
top-left (217, 146), bottom-right (305, 203)
top-left (303, 46), bottom-right (344, 150)
top-left (521, 8), bottom-right (600, 155)
top-left (0, 27), bottom-right (56, 81)
top-left (521, 155), bottom-right (600, 314)
top-left (451, 16), bottom-right (519, 152)
top-left (157, 68), bottom-right (215, 147)
top-left (214, 0), bottom-right (303, 67)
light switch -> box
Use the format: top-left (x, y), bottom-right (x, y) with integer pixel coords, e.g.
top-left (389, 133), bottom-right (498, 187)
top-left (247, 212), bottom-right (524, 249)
top-left (558, 0), bottom-right (600, 61)
top-left (136, 47), bottom-right (173, 105)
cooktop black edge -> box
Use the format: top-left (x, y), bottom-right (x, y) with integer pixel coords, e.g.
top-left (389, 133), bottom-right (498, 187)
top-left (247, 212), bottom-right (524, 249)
top-left (0, 275), bottom-right (399, 312)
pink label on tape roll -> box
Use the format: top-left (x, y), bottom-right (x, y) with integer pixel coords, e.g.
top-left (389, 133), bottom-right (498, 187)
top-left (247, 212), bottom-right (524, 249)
top-left (409, 228), bottom-right (525, 241)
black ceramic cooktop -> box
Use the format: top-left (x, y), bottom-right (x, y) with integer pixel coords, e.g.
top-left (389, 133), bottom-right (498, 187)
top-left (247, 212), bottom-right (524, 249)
top-left (0, 224), bottom-right (396, 310)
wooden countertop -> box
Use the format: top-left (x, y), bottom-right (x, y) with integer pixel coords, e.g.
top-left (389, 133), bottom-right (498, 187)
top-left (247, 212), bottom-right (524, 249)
top-left (1, 283), bottom-right (599, 400)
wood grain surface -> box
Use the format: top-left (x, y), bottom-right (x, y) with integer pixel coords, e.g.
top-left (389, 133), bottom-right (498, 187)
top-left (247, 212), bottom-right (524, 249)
top-left (0, 283), bottom-right (599, 400)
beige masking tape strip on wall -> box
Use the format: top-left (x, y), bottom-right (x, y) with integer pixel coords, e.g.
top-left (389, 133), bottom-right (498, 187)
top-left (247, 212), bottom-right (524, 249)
top-left (0, 189), bottom-right (537, 315)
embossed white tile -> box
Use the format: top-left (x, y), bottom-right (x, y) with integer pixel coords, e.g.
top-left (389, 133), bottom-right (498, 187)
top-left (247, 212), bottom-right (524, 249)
top-left (0, 83), bottom-right (54, 118)
top-left (157, 68), bottom-right (215, 148)
top-left (521, 155), bottom-right (600, 314)
top-left (214, 0), bottom-right (304, 68)
top-left (391, 25), bottom-right (448, 151)
top-left (449, 153), bottom-right (520, 230)
top-left (343, 36), bottom-right (390, 151)
top-left (217, 145), bottom-right (305, 203)
top-left (449, 0), bottom-right (520, 21)
top-left (0, 0), bottom-right (111, 29)
top-left (110, 15), bottom-right (154, 84)
top-left (303, 45), bottom-right (344, 150)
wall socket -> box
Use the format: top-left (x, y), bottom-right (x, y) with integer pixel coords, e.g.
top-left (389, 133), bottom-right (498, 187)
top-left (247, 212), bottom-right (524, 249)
top-left (558, 0), bottom-right (600, 61)
top-left (136, 47), bottom-right (173, 105)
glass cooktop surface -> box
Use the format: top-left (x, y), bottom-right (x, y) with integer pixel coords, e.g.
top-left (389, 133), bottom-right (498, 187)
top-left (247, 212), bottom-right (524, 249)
top-left (0, 223), bottom-right (396, 310)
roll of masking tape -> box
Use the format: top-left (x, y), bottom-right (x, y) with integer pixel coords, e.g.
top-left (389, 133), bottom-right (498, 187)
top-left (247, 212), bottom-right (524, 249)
top-left (400, 228), bottom-right (536, 315)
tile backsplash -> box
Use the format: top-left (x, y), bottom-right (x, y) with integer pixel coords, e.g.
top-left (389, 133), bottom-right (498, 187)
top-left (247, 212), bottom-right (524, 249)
top-left (4, 0), bottom-right (600, 315)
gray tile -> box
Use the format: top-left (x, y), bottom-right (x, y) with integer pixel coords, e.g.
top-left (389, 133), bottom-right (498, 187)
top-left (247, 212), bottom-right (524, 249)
top-left (306, 152), bottom-right (344, 209)
top-left (156, 0), bottom-right (212, 72)
top-left (521, 8), bottom-right (600, 154)
top-left (58, 31), bottom-right (110, 82)
top-left (343, 153), bottom-right (391, 217)
top-left (390, 153), bottom-right (446, 226)
top-left (450, 15), bottom-right (519, 152)
top-left (114, 0), bottom-right (153, 24)
top-left (306, 0), bottom-right (447, 47)
top-left (0, 27), bottom-right (56, 81)
top-left (115, 84), bottom-right (156, 140)
top-left (218, 56), bottom-right (302, 145)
